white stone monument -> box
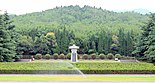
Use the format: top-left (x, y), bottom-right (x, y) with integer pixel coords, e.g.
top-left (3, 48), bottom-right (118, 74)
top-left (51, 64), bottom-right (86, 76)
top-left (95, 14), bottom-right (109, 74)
top-left (69, 44), bottom-right (79, 62)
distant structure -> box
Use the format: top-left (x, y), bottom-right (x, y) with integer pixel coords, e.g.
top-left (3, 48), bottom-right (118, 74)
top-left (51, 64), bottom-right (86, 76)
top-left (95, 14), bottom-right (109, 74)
top-left (69, 44), bottom-right (79, 62)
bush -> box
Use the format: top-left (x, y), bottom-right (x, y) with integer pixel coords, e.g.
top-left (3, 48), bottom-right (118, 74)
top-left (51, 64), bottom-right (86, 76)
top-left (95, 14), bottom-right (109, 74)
top-left (53, 53), bottom-right (58, 60)
top-left (91, 53), bottom-right (96, 60)
top-left (88, 49), bottom-right (95, 54)
top-left (107, 53), bottom-right (114, 59)
top-left (99, 53), bottom-right (106, 60)
top-left (35, 54), bottom-right (42, 59)
top-left (45, 54), bottom-right (51, 60)
top-left (59, 53), bottom-right (65, 59)
top-left (82, 54), bottom-right (88, 60)
top-left (115, 54), bottom-right (122, 59)
top-left (67, 53), bottom-right (71, 60)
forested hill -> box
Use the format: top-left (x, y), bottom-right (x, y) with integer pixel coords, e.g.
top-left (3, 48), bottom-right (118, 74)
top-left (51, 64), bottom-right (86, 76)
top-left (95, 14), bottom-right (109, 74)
top-left (12, 5), bottom-right (149, 38)
top-left (1, 5), bottom-right (154, 62)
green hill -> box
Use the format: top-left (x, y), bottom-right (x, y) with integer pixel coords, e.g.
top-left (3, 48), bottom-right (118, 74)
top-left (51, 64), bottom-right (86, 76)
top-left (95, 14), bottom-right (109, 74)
top-left (12, 5), bottom-right (149, 38)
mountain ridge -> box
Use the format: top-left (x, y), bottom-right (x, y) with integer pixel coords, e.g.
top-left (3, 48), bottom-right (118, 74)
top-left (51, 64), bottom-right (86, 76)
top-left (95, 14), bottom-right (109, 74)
top-left (12, 5), bottom-right (149, 38)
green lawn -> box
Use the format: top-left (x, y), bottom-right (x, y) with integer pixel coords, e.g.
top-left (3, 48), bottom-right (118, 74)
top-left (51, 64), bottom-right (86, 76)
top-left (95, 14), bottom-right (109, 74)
top-left (0, 75), bottom-right (155, 82)
top-left (0, 60), bottom-right (118, 71)
top-left (0, 60), bottom-right (155, 74)
top-left (0, 60), bottom-right (155, 81)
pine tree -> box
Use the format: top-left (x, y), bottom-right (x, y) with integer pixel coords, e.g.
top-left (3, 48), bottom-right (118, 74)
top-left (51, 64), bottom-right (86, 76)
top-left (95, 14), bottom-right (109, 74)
top-left (98, 31), bottom-right (104, 53)
top-left (125, 31), bottom-right (134, 56)
top-left (0, 12), bottom-right (16, 62)
top-left (104, 31), bottom-right (112, 54)
top-left (34, 35), bottom-right (49, 55)
top-left (118, 28), bottom-right (126, 55)
top-left (55, 26), bottom-right (72, 54)
top-left (144, 23), bottom-right (155, 62)
top-left (134, 13), bottom-right (155, 62)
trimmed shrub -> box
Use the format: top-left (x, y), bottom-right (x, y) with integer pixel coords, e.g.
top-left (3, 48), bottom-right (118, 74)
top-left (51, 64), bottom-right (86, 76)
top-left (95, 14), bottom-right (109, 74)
top-left (45, 54), bottom-right (51, 60)
top-left (107, 53), bottom-right (114, 59)
top-left (53, 53), bottom-right (58, 60)
top-left (99, 53), bottom-right (106, 60)
top-left (59, 53), bottom-right (65, 59)
top-left (91, 53), bottom-right (96, 60)
top-left (35, 54), bottom-right (42, 59)
top-left (115, 54), bottom-right (122, 59)
top-left (67, 53), bottom-right (71, 60)
top-left (88, 49), bottom-right (95, 54)
top-left (82, 54), bottom-right (88, 60)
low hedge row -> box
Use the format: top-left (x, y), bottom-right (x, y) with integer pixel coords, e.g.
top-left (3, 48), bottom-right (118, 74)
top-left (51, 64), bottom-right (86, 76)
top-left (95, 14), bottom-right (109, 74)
top-left (81, 70), bottom-right (155, 74)
top-left (0, 70), bottom-right (155, 74)
top-left (25, 53), bottom-right (136, 60)
top-left (0, 61), bottom-right (155, 74)
top-left (73, 62), bottom-right (155, 70)
top-left (0, 70), bottom-right (82, 74)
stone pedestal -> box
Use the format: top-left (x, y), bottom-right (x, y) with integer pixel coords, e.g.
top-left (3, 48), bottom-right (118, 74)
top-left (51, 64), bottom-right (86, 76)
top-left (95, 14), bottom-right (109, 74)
top-left (69, 44), bottom-right (79, 62)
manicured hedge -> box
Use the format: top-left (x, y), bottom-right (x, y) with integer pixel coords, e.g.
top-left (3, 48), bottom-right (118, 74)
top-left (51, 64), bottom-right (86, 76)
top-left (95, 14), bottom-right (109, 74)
top-left (0, 61), bottom-right (155, 74)
top-left (73, 62), bottom-right (155, 70)
top-left (0, 61), bottom-right (78, 74)
top-left (0, 62), bottom-right (71, 70)
top-left (0, 70), bottom-right (82, 74)
top-left (81, 70), bottom-right (155, 74)
top-left (73, 62), bottom-right (155, 74)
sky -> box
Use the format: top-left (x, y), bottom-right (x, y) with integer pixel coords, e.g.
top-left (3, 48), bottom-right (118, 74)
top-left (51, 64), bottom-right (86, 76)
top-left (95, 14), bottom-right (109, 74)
top-left (0, 0), bottom-right (155, 15)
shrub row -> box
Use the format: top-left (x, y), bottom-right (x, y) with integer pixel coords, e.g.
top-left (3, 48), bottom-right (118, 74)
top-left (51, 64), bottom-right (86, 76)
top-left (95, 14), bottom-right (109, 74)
top-left (0, 61), bottom-right (155, 74)
top-left (81, 53), bottom-right (132, 60)
top-left (34, 53), bottom-right (70, 60)
top-left (73, 62), bottom-right (155, 70)
top-left (0, 70), bottom-right (155, 74)
top-left (81, 70), bottom-right (155, 74)
top-left (0, 70), bottom-right (81, 74)
top-left (34, 53), bottom-right (135, 60)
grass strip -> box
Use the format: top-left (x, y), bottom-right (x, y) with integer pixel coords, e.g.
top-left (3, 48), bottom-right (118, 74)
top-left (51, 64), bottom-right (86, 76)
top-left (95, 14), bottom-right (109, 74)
top-left (0, 75), bottom-right (155, 82)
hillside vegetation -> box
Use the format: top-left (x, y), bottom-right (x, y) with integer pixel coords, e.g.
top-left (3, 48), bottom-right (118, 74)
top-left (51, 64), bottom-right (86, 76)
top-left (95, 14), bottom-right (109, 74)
top-left (12, 5), bottom-right (149, 38)
top-left (1, 5), bottom-right (154, 62)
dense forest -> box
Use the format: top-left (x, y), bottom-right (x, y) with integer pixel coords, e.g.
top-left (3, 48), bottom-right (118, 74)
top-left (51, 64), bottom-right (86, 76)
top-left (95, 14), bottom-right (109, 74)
top-left (13, 5), bottom-right (149, 38)
top-left (0, 5), bottom-right (155, 63)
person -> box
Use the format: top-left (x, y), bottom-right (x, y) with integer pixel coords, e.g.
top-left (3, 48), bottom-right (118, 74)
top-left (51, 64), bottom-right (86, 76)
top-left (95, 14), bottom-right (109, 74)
top-left (31, 56), bottom-right (35, 61)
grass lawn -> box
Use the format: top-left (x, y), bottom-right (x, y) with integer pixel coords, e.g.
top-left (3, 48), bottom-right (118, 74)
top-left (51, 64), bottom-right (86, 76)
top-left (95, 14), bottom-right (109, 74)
top-left (0, 60), bottom-right (119, 71)
top-left (0, 60), bottom-right (155, 74)
top-left (0, 75), bottom-right (155, 82)
top-left (0, 60), bottom-right (155, 81)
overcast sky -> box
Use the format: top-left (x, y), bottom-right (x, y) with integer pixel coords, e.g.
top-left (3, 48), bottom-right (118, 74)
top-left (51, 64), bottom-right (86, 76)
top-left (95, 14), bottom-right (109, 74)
top-left (0, 0), bottom-right (155, 15)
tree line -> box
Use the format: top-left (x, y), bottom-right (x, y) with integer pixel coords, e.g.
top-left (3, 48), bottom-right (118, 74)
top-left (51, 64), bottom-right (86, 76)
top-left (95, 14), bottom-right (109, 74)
top-left (0, 9), bottom-right (155, 63)
top-left (0, 12), bottom-right (135, 62)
